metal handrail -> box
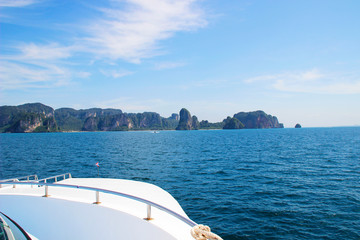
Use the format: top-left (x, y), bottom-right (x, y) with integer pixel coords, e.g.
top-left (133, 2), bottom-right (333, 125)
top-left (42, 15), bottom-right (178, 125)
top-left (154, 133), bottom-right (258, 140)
top-left (0, 181), bottom-right (197, 228)
top-left (0, 175), bottom-right (38, 188)
top-left (0, 175), bottom-right (38, 182)
top-left (37, 173), bottom-right (72, 183)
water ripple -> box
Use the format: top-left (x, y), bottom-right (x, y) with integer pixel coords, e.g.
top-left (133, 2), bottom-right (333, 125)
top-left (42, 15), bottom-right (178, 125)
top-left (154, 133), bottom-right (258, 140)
top-left (1, 127), bottom-right (359, 239)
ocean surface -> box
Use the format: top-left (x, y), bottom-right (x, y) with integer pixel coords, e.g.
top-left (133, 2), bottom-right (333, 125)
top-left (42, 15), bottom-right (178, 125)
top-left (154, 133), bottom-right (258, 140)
top-left (0, 127), bottom-right (359, 239)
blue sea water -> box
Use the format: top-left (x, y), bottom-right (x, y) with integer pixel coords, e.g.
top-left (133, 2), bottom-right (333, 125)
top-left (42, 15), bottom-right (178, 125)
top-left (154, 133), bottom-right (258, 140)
top-left (0, 127), bottom-right (359, 239)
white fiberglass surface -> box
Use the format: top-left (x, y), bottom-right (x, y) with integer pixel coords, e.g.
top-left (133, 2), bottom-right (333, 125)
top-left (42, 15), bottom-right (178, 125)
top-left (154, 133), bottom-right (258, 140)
top-left (0, 195), bottom-right (176, 240)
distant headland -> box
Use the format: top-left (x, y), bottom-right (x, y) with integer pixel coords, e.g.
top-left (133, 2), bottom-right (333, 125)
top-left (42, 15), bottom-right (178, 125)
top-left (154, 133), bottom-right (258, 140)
top-left (0, 103), bottom-right (284, 133)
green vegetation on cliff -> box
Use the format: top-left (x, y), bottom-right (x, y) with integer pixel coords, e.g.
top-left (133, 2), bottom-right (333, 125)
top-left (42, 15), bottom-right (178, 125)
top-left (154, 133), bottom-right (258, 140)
top-left (199, 120), bottom-right (224, 129)
top-left (223, 117), bottom-right (245, 129)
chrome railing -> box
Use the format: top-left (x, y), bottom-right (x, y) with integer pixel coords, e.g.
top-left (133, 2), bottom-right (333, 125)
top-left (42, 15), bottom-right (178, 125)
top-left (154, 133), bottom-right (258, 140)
top-left (0, 175), bottom-right (38, 182)
top-left (37, 173), bottom-right (72, 183)
top-left (0, 180), bottom-right (197, 228)
top-left (0, 175), bottom-right (38, 188)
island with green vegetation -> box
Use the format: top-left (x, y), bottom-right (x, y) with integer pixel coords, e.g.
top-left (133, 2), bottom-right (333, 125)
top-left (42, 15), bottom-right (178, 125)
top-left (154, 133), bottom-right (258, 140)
top-left (0, 103), bottom-right (284, 133)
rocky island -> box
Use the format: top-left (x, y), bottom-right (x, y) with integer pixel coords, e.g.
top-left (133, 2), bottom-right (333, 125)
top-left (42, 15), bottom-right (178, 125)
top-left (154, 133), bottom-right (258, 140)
top-left (176, 108), bottom-right (199, 130)
top-left (233, 110), bottom-right (284, 129)
top-left (0, 103), bottom-right (285, 133)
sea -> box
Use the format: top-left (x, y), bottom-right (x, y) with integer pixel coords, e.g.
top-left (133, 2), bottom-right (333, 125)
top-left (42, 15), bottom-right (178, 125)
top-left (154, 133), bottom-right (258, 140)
top-left (0, 127), bottom-right (359, 240)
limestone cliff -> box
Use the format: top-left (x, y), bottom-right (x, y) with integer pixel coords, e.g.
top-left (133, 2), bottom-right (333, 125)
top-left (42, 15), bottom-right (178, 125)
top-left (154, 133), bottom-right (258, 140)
top-left (55, 108), bottom-right (123, 131)
top-left (176, 108), bottom-right (199, 130)
top-left (232, 111), bottom-right (284, 129)
top-left (0, 103), bottom-right (58, 133)
top-left (176, 108), bottom-right (192, 130)
top-left (192, 116), bottom-right (200, 130)
top-left (0, 103), bottom-right (286, 132)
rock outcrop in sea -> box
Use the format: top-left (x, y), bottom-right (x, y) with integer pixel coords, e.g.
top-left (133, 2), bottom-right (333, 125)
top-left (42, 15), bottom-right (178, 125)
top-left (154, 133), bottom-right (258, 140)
top-left (232, 111), bottom-right (284, 129)
top-left (176, 108), bottom-right (199, 130)
top-left (295, 123), bottom-right (302, 128)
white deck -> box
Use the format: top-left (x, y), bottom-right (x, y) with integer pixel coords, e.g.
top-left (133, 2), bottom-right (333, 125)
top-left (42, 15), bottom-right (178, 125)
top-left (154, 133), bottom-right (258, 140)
top-left (0, 178), bottom-right (195, 239)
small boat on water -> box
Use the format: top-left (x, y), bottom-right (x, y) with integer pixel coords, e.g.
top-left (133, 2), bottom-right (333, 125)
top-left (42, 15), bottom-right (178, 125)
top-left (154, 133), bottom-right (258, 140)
top-left (0, 174), bottom-right (222, 240)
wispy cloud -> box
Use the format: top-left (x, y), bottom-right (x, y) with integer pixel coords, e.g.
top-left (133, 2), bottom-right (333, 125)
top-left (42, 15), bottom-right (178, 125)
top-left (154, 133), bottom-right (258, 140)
top-left (245, 69), bottom-right (360, 94)
top-left (0, 43), bottom-right (78, 89)
top-left (82, 0), bottom-right (207, 63)
top-left (153, 61), bottom-right (186, 70)
top-left (76, 71), bottom-right (91, 79)
top-left (0, 0), bottom-right (207, 90)
top-left (0, 0), bottom-right (38, 7)
top-left (14, 43), bottom-right (74, 60)
top-left (0, 61), bottom-right (71, 90)
top-left (100, 69), bottom-right (133, 79)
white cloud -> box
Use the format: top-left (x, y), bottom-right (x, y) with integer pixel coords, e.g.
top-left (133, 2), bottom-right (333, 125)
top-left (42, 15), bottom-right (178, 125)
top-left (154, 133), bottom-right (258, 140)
top-left (15, 43), bottom-right (73, 60)
top-left (245, 69), bottom-right (360, 94)
top-left (100, 69), bottom-right (133, 79)
top-left (83, 0), bottom-right (207, 63)
top-left (0, 61), bottom-right (71, 89)
top-left (0, 0), bottom-right (38, 7)
top-left (0, 0), bottom-right (207, 90)
top-left (0, 42), bottom-right (78, 89)
top-left (77, 71), bottom-right (91, 78)
top-left (153, 61), bottom-right (186, 70)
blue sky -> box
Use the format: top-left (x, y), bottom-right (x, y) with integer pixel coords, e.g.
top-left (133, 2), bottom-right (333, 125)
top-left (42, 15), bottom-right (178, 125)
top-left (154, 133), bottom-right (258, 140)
top-left (0, 0), bottom-right (359, 127)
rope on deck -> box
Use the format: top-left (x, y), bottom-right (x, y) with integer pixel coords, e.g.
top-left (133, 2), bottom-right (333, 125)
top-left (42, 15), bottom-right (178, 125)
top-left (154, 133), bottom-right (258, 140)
top-left (190, 224), bottom-right (223, 240)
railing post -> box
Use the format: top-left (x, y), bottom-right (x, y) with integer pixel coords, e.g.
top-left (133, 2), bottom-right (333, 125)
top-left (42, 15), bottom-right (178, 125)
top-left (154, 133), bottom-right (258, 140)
top-left (43, 185), bottom-right (50, 197)
top-left (94, 191), bottom-right (101, 204)
top-left (144, 204), bottom-right (153, 221)
top-left (55, 177), bottom-right (57, 182)
top-left (13, 179), bottom-right (19, 188)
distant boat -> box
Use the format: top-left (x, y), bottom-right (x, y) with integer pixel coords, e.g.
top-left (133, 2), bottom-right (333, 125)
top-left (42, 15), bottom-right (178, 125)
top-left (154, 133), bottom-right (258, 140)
top-left (0, 173), bottom-right (222, 240)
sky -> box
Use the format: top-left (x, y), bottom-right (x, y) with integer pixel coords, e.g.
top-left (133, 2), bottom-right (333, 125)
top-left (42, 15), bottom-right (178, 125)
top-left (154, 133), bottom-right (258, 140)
top-left (0, 0), bottom-right (359, 127)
